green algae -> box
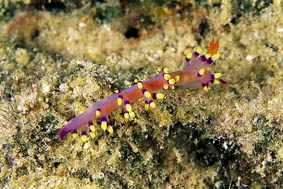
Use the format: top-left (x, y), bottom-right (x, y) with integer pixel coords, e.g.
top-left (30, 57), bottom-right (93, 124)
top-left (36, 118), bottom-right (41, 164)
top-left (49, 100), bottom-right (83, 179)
top-left (0, 0), bottom-right (283, 188)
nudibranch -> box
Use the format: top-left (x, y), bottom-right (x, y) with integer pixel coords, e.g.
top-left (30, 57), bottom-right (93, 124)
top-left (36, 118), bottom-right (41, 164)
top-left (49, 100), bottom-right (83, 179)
top-left (60, 40), bottom-right (226, 141)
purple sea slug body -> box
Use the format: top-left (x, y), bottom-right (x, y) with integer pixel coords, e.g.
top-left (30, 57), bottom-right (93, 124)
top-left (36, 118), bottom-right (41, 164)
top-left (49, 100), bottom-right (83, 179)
top-left (60, 40), bottom-right (226, 142)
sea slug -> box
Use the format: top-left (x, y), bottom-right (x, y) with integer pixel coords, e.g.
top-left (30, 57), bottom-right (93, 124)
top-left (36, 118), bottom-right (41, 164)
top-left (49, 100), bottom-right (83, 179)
top-left (60, 39), bottom-right (226, 142)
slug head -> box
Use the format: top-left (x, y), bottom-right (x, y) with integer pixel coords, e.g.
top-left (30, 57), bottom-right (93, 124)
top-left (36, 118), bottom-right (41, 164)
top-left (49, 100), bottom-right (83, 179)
top-left (177, 40), bottom-right (226, 90)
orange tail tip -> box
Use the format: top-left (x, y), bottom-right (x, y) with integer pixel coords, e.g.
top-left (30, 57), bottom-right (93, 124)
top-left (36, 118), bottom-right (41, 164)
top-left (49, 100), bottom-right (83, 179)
top-left (207, 39), bottom-right (219, 56)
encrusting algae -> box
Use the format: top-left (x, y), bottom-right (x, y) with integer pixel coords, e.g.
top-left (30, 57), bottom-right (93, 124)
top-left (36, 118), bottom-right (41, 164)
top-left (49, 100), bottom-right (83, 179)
top-left (0, 1), bottom-right (282, 188)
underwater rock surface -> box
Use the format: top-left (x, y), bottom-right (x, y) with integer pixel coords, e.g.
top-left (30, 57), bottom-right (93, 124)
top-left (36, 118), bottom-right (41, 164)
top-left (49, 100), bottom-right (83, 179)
top-left (0, 1), bottom-right (282, 188)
